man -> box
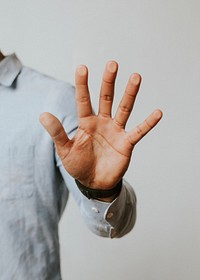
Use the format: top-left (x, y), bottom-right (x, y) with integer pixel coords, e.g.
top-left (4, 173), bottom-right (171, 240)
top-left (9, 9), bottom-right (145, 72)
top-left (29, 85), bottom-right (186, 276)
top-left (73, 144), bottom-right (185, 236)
top-left (0, 50), bottom-right (162, 279)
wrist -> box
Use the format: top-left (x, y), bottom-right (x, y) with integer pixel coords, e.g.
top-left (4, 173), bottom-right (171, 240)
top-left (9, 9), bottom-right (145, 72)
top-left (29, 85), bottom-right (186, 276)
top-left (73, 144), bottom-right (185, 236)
top-left (95, 194), bottom-right (118, 202)
top-left (75, 178), bottom-right (123, 200)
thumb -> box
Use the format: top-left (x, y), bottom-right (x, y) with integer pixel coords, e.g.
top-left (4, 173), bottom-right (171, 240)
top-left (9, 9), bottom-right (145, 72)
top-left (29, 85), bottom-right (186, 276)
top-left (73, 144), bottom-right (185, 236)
top-left (39, 112), bottom-right (70, 155)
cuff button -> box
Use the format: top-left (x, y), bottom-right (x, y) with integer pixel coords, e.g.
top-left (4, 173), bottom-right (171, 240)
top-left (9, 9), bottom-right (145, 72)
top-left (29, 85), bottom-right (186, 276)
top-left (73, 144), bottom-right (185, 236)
top-left (106, 212), bottom-right (114, 219)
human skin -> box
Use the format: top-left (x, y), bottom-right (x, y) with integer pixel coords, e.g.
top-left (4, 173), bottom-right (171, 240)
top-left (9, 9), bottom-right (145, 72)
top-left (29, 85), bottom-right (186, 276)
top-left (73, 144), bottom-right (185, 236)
top-left (0, 51), bottom-right (5, 61)
top-left (40, 61), bottom-right (163, 202)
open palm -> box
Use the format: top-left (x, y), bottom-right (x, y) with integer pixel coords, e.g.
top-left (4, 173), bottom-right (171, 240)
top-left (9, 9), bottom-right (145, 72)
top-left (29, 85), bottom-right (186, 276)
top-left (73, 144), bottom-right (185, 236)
top-left (40, 61), bottom-right (162, 189)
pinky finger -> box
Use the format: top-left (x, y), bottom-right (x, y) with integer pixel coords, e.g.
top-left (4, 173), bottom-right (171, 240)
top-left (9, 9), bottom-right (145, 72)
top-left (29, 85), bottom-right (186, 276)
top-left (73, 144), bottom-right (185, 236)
top-left (127, 109), bottom-right (163, 146)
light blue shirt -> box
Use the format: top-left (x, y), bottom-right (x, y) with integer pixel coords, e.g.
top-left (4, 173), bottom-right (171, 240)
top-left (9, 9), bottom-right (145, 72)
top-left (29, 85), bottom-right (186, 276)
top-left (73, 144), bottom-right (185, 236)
top-left (0, 54), bottom-right (136, 280)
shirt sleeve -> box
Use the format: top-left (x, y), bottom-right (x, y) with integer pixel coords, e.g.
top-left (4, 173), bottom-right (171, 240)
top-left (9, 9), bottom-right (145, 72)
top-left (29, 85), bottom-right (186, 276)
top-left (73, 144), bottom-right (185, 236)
top-left (58, 165), bottom-right (137, 238)
top-left (79, 179), bottom-right (137, 238)
top-left (54, 83), bottom-right (137, 238)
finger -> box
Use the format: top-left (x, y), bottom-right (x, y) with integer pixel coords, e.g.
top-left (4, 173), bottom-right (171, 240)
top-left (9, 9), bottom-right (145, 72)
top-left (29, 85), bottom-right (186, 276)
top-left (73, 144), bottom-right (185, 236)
top-left (39, 112), bottom-right (70, 157)
top-left (114, 73), bottom-right (141, 128)
top-left (75, 65), bottom-right (92, 118)
top-left (127, 109), bottom-right (163, 145)
top-left (98, 61), bottom-right (118, 117)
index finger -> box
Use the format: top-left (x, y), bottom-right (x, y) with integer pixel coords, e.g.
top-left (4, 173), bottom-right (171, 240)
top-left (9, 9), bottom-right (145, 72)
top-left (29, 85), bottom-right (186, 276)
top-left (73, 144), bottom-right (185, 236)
top-left (75, 65), bottom-right (93, 118)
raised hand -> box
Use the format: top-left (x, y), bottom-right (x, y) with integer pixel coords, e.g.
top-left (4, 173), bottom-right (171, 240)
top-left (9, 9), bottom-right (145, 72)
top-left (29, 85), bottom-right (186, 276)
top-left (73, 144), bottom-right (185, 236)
top-left (40, 61), bottom-right (162, 190)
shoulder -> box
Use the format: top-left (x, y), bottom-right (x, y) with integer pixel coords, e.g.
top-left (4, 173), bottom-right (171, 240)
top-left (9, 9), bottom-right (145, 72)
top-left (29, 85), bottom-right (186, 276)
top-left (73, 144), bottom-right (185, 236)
top-left (19, 65), bottom-right (76, 109)
top-left (21, 66), bottom-right (78, 128)
top-left (20, 65), bottom-right (75, 97)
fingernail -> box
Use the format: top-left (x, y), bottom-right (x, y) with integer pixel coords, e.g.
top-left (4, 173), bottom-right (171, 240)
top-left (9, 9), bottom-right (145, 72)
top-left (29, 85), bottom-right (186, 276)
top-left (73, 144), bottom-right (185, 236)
top-left (131, 73), bottom-right (141, 85)
top-left (107, 61), bottom-right (118, 73)
top-left (153, 110), bottom-right (163, 119)
top-left (39, 112), bottom-right (51, 126)
top-left (77, 65), bottom-right (87, 76)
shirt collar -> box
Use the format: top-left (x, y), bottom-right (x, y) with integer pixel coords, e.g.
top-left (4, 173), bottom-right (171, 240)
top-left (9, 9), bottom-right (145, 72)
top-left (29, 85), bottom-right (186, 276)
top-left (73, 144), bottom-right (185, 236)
top-left (0, 53), bottom-right (23, 87)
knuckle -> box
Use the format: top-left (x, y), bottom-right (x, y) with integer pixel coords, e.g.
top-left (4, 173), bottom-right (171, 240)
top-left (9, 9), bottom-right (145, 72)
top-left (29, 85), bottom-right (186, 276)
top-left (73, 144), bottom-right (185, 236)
top-left (114, 118), bottom-right (124, 127)
top-left (52, 128), bottom-right (65, 140)
top-left (103, 77), bottom-right (114, 85)
top-left (100, 94), bottom-right (113, 101)
top-left (99, 112), bottom-right (110, 118)
top-left (136, 125), bottom-right (143, 136)
top-left (77, 95), bottom-right (90, 103)
top-left (145, 119), bottom-right (152, 129)
top-left (119, 104), bottom-right (131, 113)
top-left (127, 134), bottom-right (135, 147)
top-left (125, 88), bottom-right (136, 98)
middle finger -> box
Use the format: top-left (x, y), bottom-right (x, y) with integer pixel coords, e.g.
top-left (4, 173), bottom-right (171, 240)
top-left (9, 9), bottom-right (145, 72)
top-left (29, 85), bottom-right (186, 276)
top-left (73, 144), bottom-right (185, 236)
top-left (98, 61), bottom-right (118, 117)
